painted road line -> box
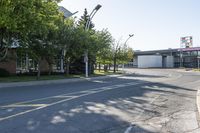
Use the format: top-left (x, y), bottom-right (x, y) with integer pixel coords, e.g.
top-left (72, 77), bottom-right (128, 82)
top-left (124, 126), bottom-right (133, 133)
top-left (0, 81), bottom-right (145, 109)
top-left (2, 104), bottom-right (48, 108)
top-left (0, 81), bottom-right (148, 109)
top-left (115, 84), bottom-right (127, 87)
top-left (53, 96), bottom-right (76, 98)
top-left (0, 86), bottom-right (113, 107)
top-left (0, 81), bottom-right (144, 122)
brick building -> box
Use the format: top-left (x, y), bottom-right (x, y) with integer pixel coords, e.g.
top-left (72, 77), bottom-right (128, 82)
top-left (0, 49), bottom-right (17, 74)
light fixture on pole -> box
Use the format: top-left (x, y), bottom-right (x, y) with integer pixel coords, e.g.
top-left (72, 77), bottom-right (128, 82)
top-left (125, 34), bottom-right (134, 45)
top-left (122, 34), bottom-right (134, 71)
top-left (84, 4), bottom-right (102, 78)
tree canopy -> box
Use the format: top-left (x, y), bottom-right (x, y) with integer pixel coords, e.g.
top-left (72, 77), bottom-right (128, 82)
top-left (0, 1), bottom-right (134, 76)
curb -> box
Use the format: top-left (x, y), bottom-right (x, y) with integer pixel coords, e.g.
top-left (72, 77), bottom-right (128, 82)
top-left (197, 89), bottom-right (200, 117)
top-left (196, 89), bottom-right (200, 128)
top-left (0, 74), bottom-right (122, 89)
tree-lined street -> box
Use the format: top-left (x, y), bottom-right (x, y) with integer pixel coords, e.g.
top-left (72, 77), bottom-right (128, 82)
top-left (0, 69), bottom-right (200, 133)
top-left (0, 0), bottom-right (133, 78)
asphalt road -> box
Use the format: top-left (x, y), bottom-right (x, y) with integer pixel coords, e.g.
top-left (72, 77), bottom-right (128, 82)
top-left (0, 69), bottom-right (200, 133)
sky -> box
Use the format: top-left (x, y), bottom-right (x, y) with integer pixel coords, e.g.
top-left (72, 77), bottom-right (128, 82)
top-left (59, 0), bottom-right (200, 51)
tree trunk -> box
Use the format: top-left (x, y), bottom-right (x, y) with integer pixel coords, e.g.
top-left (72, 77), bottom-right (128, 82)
top-left (65, 58), bottom-right (70, 75)
top-left (0, 29), bottom-right (8, 62)
top-left (98, 63), bottom-right (101, 72)
top-left (104, 64), bottom-right (108, 72)
top-left (89, 61), bottom-right (93, 75)
top-left (113, 55), bottom-right (117, 73)
top-left (0, 28), bottom-right (3, 49)
top-left (94, 63), bottom-right (97, 70)
top-left (37, 58), bottom-right (41, 80)
top-left (48, 63), bottom-right (52, 75)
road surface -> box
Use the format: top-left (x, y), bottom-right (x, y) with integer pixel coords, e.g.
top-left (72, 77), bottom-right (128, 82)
top-left (0, 69), bottom-right (200, 133)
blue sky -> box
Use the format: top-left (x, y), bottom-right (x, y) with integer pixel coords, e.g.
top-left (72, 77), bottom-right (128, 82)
top-left (59, 0), bottom-right (200, 51)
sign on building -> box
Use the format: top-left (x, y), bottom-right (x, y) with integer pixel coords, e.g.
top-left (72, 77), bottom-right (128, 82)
top-left (180, 36), bottom-right (193, 48)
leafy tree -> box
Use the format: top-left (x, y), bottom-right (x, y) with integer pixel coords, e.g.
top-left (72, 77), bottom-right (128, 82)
top-left (96, 29), bottom-right (113, 71)
top-left (77, 8), bottom-right (94, 29)
top-left (68, 9), bottom-right (96, 74)
top-left (110, 38), bottom-right (134, 73)
top-left (0, 0), bottom-right (62, 62)
top-left (111, 39), bottom-right (121, 73)
top-left (22, 0), bottom-right (61, 79)
top-left (56, 17), bottom-right (78, 75)
top-left (0, 0), bottom-right (34, 61)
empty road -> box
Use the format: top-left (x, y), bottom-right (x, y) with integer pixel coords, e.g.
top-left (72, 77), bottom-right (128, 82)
top-left (0, 69), bottom-right (200, 133)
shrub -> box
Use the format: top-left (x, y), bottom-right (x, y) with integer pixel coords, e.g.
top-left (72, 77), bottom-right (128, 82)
top-left (0, 68), bottom-right (10, 77)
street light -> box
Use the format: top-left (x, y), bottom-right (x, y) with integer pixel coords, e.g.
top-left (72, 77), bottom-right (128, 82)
top-left (85, 4), bottom-right (102, 30)
top-left (84, 4), bottom-right (102, 78)
top-left (122, 34), bottom-right (134, 71)
top-left (125, 34), bottom-right (134, 45)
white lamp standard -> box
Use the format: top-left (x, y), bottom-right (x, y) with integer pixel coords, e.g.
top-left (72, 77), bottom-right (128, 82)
top-left (122, 34), bottom-right (134, 71)
top-left (84, 4), bottom-right (102, 77)
top-left (125, 34), bottom-right (134, 45)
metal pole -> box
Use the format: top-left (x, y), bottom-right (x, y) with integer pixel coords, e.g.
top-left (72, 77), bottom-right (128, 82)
top-left (60, 50), bottom-right (64, 73)
top-left (181, 51), bottom-right (183, 67)
top-left (26, 52), bottom-right (29, 72)
top-left (122, 34), bottom-right (134, 72)
top-left (86, 58), bottom-right (88, 77)
top-left (84, 50), bottom-right (88, 77)
top-left (84, 4), bottom-right (102, 78)
top-left (124, 34), bottom-right (134, 45)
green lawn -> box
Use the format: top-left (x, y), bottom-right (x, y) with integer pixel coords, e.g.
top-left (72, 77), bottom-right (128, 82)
top-left (0, 70), bottom-right (122, 83)
top-left (0, 75), bottom-right (83, 83)
top-left (193, 69), bottom-right (200, 72)
top-left (93, 70), bottom-right (123, 76)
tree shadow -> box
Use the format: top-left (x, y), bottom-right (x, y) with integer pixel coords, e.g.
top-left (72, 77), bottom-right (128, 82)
top-left (0, 73), bottom-right (197, 133)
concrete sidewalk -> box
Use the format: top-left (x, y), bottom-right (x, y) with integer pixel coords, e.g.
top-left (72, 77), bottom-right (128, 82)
top-left (0, 75), bottom-right (121, 88)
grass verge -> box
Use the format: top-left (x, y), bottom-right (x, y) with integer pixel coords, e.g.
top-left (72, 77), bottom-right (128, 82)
top-left (93, 70), bottom-right (123, 76)
top-left (0, 70), bottom-right (122, 83)
top-left (193, 69), bottom-right (200, 72)
top-left (0, 75), bottom-right (83, 83)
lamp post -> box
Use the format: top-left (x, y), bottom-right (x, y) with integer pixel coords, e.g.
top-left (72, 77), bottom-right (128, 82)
top-left (84, 4), bottom-right (102, 78)
top-left (125, 34), bottom-right (134, 45)
top-left (122, 34), bottom-right (134, 71)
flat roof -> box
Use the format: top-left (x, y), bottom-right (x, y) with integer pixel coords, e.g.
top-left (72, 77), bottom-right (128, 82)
top-left (58, 6), bottom-right (73, 18)
top-left (134, 47), bottom-right (200, 55)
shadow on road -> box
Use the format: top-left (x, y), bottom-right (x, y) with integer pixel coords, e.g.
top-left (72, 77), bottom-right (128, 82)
top-left (0, 73), bottom-right (197, 133)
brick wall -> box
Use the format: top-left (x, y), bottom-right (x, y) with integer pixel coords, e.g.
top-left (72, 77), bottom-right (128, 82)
top-left (40, 59), bottom-right (50, 73)
top-left (0, 60), bottom-right (16, 74)
top-left (0, 49), bottom-right (17, 74)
